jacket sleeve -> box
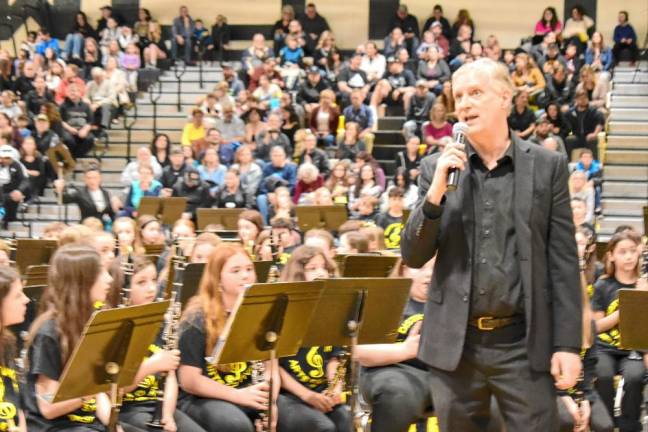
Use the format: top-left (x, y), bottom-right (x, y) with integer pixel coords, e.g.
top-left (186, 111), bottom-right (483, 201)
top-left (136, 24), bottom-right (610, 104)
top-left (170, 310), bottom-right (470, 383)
top-left (548, 154), bottom-right (582, 351)
top-left (400, 155), bottom-right (443, 268)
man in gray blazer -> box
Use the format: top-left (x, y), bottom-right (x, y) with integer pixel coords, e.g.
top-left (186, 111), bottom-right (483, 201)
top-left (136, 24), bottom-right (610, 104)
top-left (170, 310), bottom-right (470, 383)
top-left (401, 58), bottom-right (582, 431)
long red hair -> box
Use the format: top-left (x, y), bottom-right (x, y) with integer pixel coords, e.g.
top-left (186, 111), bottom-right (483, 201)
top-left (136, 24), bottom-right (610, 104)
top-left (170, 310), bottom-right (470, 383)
top-left (183, 244), bottom-right (252, 354)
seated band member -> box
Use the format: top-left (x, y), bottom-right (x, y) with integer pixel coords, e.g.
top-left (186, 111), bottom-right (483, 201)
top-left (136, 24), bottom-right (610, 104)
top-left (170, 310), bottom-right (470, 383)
top-left (592, 231), bottom-right (646, 432)
top-left (24, 244), bottom-right (114, 431)
top-left (0, 266), bottom-right (30, 431)
top-left (276, 245), bottom-right (352, 432)
top-left (118, 256), bottom-right (205, 432)
top-left (555, 226), bottom-right (613, 432)
top-left (177, 244), bottom-right (279, 432)
top-left (356, 258), bottom-right (433, 432)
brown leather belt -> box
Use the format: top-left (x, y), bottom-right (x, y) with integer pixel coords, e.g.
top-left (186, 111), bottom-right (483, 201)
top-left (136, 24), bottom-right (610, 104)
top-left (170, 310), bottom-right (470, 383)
top-left (468, 315), bottom-right (524, 331)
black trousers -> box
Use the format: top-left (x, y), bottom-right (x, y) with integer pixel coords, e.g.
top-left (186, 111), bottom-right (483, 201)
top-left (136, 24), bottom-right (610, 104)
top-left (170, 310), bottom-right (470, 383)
top-left (119, 403), bottom-right (206, 432)
top-left (594, 350), bottom-right (646, 432)
top-left (427, 325), bottom-right (559, 432)
top-left (277, 393), bottom-right (352, 432)
top-left (177, 395), bottom-right (257, 432)
top-left (557, 392), bottom-right (614, 432)
top-left (565, 135), bottom-right (599, 160)
top-left (360, 363), bottom-right (433, 432)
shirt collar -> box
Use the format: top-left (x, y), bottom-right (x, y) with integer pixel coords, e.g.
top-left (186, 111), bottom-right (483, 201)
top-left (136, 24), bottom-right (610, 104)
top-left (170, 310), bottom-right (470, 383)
top-left (467, 133), bottom-right (515, 167)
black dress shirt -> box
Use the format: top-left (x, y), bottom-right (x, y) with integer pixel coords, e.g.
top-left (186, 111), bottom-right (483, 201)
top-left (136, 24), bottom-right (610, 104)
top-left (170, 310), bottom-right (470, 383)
top-left (468, 142), bottom-right (523, 318)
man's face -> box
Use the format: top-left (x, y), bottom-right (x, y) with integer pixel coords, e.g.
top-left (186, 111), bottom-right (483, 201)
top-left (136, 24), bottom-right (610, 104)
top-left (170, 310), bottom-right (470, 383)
top-left (85, 170), bottom-right (101, 189)
top-left (23, 63), bottom-right (35, 78)
top-left (180, 7), bottom-right (188, 17)
top-left (68, 85), bottom-right (80, 101)
top-left (306, 6), bottom-right (316, 19)
top-left (351, 92), bottom-right (363, 107)
top-left (536, 121), bottom-right (551, 137)
top-left (580, 152), bottom-right (593, 167)
top-left (453, 70), bottom-right (509, 140)
top-left (207, 130), bottom-right (221, 144)
top-left (35, 119), bottom-right (49, 133)
top-left (350, 56), bottom-right (361, 69)
top-left (267, 115), bottom-right (281, 130)
top-left (170, 153), bottom-right (184, 167)
top-left (271, 147), bottom-right (286, 166)
top-left (575, 93), bottom-right (589, 109)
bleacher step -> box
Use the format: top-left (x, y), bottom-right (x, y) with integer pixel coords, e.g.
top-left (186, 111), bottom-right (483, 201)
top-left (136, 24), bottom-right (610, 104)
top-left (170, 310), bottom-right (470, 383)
top-left (606, 135), bottom-right (648, 149)
top-left (603, 165), bottom-right (648, 181)
top-left (601, 181), bottom-right (648, 199)
top-left (601, 198), bottom-right (647, 216)
top-left (607, 121), bottom-right (648, 135)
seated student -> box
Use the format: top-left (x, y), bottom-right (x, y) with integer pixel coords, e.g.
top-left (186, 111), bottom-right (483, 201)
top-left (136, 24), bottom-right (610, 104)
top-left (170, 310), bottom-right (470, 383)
top-left (118, 256), bottom-right (206, 431)
top-left (177, 244), bottom-right (278, 432)
top-left (337, 231), bottom-right (369, 255)
top-left (119, 164), bottom-right (163, 217)
top-left (215, 168), bottom-right (255, 209)
top-left (376, 187), bottom-right (405, 250)
top-left (352, 196), bottom-right (379, 222)
top-left (134, 215), bottom-right (165, 253)
top-left (24, 244), bottom-right (114, 431)
top-left (357, 258), bottom-right (434, 432)
top-left (0, 267), bottom-right (30, 431)
top-left (236, 210), bottom-right (264, 251)
top-left (188, 232), bottom-right (221, 264)
top-left (575, 148), bottom-right (602, 212)
top-left (612, 11), bottom-right (638, 64)
top-left (360, 225), bottom-right (385, 253)
top-left (303, 229), bottom-right (336, 260)
top-left (276, 246), bottom-right (352, 432)
top-left (160, 146), bottom-right (188, 190)
top-left (592, 231), bottom-right (647, 432)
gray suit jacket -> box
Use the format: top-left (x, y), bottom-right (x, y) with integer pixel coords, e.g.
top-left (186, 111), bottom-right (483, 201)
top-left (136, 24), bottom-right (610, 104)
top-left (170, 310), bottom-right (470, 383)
top-left (400, 134), bottom-right (581, 372)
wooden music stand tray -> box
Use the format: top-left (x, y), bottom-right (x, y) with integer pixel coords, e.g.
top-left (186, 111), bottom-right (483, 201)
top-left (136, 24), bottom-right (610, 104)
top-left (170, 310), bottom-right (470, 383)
top-left (15, 240), bottom-right (58, 274)
top-left (618, 289), bottom-right (648, 350)
top-left (23, 264), bottom-right (49, 287)
top-left (335, 254), bottom-right (399, 278)
top-left (196, 208), bottom-right (243, 230)
top-left (295, 205), bottom-right (348, 232)
top-left (160, 197), bottom-right (188, 225)
top-left (138, 197), bottom-right (161, 218)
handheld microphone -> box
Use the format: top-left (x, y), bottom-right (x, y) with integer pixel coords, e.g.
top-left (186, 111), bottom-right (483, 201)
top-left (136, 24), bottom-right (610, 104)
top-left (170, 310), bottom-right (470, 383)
top-left (446, 122), bottom-right (468, 192)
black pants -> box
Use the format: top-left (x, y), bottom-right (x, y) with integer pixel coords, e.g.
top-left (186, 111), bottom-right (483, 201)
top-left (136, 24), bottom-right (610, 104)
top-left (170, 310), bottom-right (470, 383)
top-left (594, 350), bottom-right (646, 432)
top-left (565, 135), bottom-right (599, 161)
top-left (427, 325), bottom-right (558, 432)
top-left (3, 196), bottom-right (19, 223)
top-left (277, 393), bottom-right (352, 432)
top-left (119, 403), bottom-right (206, 432)
top-left (557, 393), bottom-right (614, 432)
top-left (612, 43), bottom-right (639, 64)
top-left (177, 395), bottom-right (257, 432)
top-left (360, 363), bottom-right (433, 432)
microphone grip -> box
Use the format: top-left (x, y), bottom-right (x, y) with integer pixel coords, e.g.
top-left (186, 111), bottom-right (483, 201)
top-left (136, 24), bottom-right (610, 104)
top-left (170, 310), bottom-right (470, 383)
top-left (447, 168), bottom-right (460, 191)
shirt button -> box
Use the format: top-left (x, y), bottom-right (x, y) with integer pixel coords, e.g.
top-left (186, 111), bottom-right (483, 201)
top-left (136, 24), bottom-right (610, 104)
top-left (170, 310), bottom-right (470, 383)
top-left (479, 289), bottom-right (486, 295)
top-left (484, 229), bottom-right (491, 237)
top-left (484, 200), bottom-right (492, 208)
top-left (480, 258), bottom-right (487, 264)
top-left (462, 295), bottom-right (468, 302)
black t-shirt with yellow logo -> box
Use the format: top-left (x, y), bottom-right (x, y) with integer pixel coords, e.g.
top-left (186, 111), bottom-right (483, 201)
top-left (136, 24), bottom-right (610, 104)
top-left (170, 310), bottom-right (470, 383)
top-left (279, 346), bottom-right (339, 394)
top-left (178, 311), bottom-right (254, 399)
top-left (591, 276), bottom-right (635, 355)
top-left (376, 212), bottom-right (404, 250)
top-left (122, 331), bottom-right (164, 408)
top-left (0, 362), bottom-right (20, 431)
top-left (25, 319), bottom-right (104, 431)
top-left (394, 298), bottom-right (426, 370)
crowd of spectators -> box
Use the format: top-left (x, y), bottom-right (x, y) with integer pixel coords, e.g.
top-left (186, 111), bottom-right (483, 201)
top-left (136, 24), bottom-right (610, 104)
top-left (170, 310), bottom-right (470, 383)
top-left (0, 3), bottom-right (642, 237)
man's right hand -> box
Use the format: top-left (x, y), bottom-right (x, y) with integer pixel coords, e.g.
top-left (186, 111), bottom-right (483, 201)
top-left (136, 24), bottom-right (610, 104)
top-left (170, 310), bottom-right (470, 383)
top-left (426, 142), bottom-right (467, 205)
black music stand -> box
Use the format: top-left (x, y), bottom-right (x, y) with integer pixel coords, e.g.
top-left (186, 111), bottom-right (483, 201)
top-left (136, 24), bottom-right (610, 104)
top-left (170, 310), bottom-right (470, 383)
top-left (53, 302), bottom-right (170, 432)
top-left (295, 205), bottom-right (348, 232)
top-left (336, 254), bottom-right (400, 278)
top-left (15, 240), bottom-right (58, 274)
top-left (618, 289), bottom-right (648, 350)
top-left (176, 263), bottom-right (205, 308)
top-left (254, 260), bottom-right (273, 283)
top-left (196, 208), bottom-right (244, 230)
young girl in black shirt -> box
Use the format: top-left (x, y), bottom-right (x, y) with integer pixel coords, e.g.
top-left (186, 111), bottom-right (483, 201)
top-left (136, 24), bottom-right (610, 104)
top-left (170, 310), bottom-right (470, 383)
top-left (592, 230), bottom-right (647, 431)
top-left (177, 244), bottom-right (277, 432)
top-left (0, 266), bottom-right (30, 431)
top-left (25, 244), bottom-right (113, 431)
top-left (118, 256), bottom-right (205, 432)
top-left (276, 245), bottom-right (352, 432)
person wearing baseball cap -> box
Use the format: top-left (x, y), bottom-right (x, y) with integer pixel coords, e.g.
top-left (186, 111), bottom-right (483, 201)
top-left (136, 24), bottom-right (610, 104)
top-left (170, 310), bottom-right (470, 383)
top-left (0, 144), bottom-right (29, 226)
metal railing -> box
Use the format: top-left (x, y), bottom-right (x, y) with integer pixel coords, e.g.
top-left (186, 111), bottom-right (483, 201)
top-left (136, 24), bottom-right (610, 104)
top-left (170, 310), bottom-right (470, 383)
top-left (122, 103), bottom-right (139, 163)
top-left (148, 80), bottom-right (162, 136)
top-left (173, 62), bottom-right (187, 112)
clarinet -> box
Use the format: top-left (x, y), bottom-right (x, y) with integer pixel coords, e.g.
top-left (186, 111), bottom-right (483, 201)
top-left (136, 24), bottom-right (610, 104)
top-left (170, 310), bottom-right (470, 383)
top-left (146, 257), bottom-right (185, 428)
top-left (120, 253), bottom-right (134, 307)
top-left (324, 352), bottom-right (348, 398)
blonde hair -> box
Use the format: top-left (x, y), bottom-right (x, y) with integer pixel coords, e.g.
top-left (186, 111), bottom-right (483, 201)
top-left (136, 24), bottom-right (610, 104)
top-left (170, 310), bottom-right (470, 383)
top-left (453, 57), bottom-right (514, 98)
